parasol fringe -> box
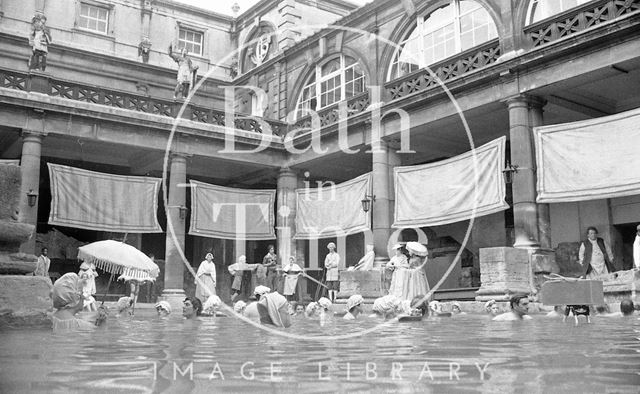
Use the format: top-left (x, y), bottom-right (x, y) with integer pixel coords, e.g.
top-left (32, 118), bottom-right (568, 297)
top-left (78, 253), bottom-right (157, 279)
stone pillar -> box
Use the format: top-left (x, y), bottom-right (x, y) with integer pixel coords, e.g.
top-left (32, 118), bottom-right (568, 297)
top-left (277, 0), bottom-right (301, 51)
top-left (529, 99), bottom-right (552, 249)
top-left (161, 153), bottom-right (187, 310)
top-left (506, 95), bottom-right (540, 249)
top-left (18, 131), bottom-right (45, 254)
top-left (371, 140), bottom-right (396, 262)
top-left (276, 167), bottom-right (298, 265)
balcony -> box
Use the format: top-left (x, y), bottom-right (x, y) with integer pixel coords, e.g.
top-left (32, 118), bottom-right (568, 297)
top-left (384, 39), bottom-right (501, 101)
top-left (524, 0), bottom-right (640, 48)
top-left (0, 67), bottom-right (288, 137)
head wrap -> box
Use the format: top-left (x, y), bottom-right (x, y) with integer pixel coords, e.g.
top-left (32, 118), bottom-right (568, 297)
top-left (484, 299), bottom-right (496, 311)
top-left (346, 294), bottom-right (364, 311)
top-left (154, 301), bottom-right (172, 314)
top-left (429, 300), bottom-right (442, 313)
top-left (327, 242), bottom-right (336, 249)
top-left (117, 296), bottom-right (133, 313)
top-left (79, 262), bottom-right (91, 271)
top-left (318, 297), bottom-right (332, 310)
top-left (305, 302), bottom-right (319, 317)
top-left (452, 302), bottom-right (461, 309)
top-left (233, 300), bottom-right (247, 314)
top-left (52, 273), bottom-right (82, 309)
top-left (254, 285), bottom-right (271, 296)
top-left (258, 292), bottom-right (291, 328)
top-left (372, 295), bottom-right (401, 315)
top-left (203, 295), bottom-right (222, 314)
top-left (205, 253), bottom-right (214, 260)
top-left (392, 243), bottom-right (402, 250)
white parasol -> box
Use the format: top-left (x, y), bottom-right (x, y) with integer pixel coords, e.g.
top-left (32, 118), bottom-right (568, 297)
top-left (406, 241), bottom-right (428, 257)
top-left (78, 240), bottom-right (159, 281)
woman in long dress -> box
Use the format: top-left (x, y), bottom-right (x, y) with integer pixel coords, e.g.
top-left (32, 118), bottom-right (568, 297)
top-left (406, 248), bottom-right (430, 301)
top-left (387, 244), bottom-right (411, 299)
top-left (195, 253), bottom-right (216, 302)
top-left (324, 242), bottom-right (340, 302)
top-left (282, 256), bottom-right (303, 301)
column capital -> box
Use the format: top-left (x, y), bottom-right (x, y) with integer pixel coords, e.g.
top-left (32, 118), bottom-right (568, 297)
top-left (503, 94), bottom-right (546, 109)
top-left (278, 166), bottom-right (297, 177)
top-left (169, 152), bottom-right (191, 161)
top-left (20, 129), bottom-right (48, 140)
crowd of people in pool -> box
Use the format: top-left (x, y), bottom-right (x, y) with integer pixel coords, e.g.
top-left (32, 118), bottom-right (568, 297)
top-left (49, 269), bottom-right (639, 331)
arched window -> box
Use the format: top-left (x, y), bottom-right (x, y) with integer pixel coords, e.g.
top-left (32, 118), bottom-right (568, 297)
top-left (526, 0), bottom-right (593, 25)
top-left (389, 0), bottom-right (498, 80)
top-left (295, 55), bottom-right (366, 118)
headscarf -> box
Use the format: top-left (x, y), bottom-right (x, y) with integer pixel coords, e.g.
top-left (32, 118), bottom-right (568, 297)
top-left (317, 297), bottom-right (332, 310)
top-left (429, 300), bottom-right (442, 313)
top-left (233, 300), bottom-right (247, 314)
top-left (484, 300), bottom-right (496, 311)
top-left (327, 242), bottom-right (336, 249)
top-left (305, 302), bottom-right (319, 317)
top-left (79, 262), bottom-right (91, 271)
top-left (117, 296), bottom-right (133, 313)
top-left (52, 273), bottom-right (82, 309)
top-left (203, 295), bottom-right (222, 314)
top-left (205, 253), bottom-right (214, 260)
top-left (254, 285), bottom-right (271, 296)
top-left (346, 294), bottom-right (364, 311)
top-left (154, 301), bottom-right (172, 314)
top-left (258, 292), bottom-right (291, 328)
top-left (372, 295), bottom-right (401, 315)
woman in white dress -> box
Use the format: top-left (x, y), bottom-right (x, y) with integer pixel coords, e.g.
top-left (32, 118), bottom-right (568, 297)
top-left (324, 242), bottom-right (340, 302)
top-left (195, 253), bottom-right (216, 302)
top-left (405, 242), bottom-right (430, 301)
top-left (282, 256), bottom-right (303, 301)
top-left (387, 244), bottom-right (410, 299)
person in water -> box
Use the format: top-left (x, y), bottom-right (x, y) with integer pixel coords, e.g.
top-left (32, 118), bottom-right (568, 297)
top-left (484, 300), bottom-right (500, 317)
top-left (493, 294), bottom-right (532, 321)
top-left (50, 272), bottom-right (98, 331)
top-left (244, 285), bottom-right (271, 320)
top-left (183, 297), bottom-right (202, 319)
top-left (155, 301), bottom-right (171, 317)
top-left (343, 294), bottom-right (364, 320)
top-left (257, 291), bottom-right (292, 327)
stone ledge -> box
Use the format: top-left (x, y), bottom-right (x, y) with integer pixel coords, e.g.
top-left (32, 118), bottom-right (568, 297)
top-left (0, 275), bottom-right (53, 327)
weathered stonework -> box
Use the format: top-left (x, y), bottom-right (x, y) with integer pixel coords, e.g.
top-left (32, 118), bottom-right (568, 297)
top-left (476, 247), bottom-right (533, 301)
top-left (338, 270), bottom-right (384, 301)
top-left (0, 276), bottom-right (52, 327)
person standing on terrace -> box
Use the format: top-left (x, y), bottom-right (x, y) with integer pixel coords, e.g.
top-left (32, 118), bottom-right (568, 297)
top-left (324, 242), bottom-right (340, 303)
top-left (578, 226), bottom-right (616, 279)
top-left (168, 44), bottom-right (198, 99)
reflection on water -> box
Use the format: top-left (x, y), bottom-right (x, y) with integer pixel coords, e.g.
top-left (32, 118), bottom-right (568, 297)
top-left (1, 313), bottom-right (639, 393)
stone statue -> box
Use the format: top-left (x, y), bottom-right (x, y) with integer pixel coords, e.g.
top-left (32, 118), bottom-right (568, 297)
top-left (351, 244), bottom-right (375, 271)
top-left (28, 13), bottom-right (52, 72)
top-left (168, 44), bottom-right (199, 99)
top-left (138, 37), bottom-right (152, 63)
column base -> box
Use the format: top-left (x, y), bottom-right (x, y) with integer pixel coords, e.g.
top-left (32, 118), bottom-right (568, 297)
top-left (475, 247), bottom-right (533, 302)
top-left (159, 289), bottom-right (186, 313)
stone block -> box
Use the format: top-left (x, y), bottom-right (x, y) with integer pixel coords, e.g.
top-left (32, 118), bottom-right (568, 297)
top-left (0, 164), bottom-right (21, 221)
top-left (338, 270), bottom-right (384, 299)
top-left (0, 252), bottom-right (38, 274)
top-left (0, 275), bottom-right (53, 327)
top-left (0, 221), bottom-right (35, 248)
top-left (476, 247), bottom-right (532, 301)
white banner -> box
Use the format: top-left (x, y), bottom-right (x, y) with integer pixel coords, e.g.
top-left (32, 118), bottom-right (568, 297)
top-left (393, 137), bottom-right (509, 228)
top-left (535, 107), bottom-right (640, 203)
top-left (189, 180), bottom-right (276, 240)
top-left (295, 173), bottom-right (371, 239)
top-left (48, 164), bottom-right (162, 232)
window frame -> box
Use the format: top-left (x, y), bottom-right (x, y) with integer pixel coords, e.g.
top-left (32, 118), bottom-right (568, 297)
top-left (178, 27), bottom-right (204, 57)
top-left (525, 0), bottom-right (595, 25)
top-left (387, 0), bottom-right (498, 81)
top-left (75, 0), bottom-right (114, 36)
top-left (175, 21), bottom-right (208, 60)
top-left (295, 54), bottom-right (366, 119)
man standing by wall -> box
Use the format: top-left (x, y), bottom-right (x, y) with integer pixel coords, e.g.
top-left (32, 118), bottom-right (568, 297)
top-left (578, 227), bottom-right (616, 279)
top-left (34, 247), bottom-right (50, 280)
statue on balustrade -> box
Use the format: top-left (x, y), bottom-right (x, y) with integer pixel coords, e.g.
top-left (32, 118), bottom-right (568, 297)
top-left (168, 44), bottom-right (199, 99)
top-left (28, 13), bottom-right (52, 72)
top-left (138, 37), bottom-right (152, 64)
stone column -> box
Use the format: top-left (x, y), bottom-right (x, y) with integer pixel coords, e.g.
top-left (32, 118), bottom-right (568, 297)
top-left (161, 153), bottom-right (187, 309)
top-left (506, 95), bottom-right (540, 249)
top-left (371, 140), bottom-right (394, 261)
top-left (18, 131), bottom-right (45, 254)
top-left (529, 98), bottom-right (552, 249)
top-left (276, 167), bottom-right (298, 265)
